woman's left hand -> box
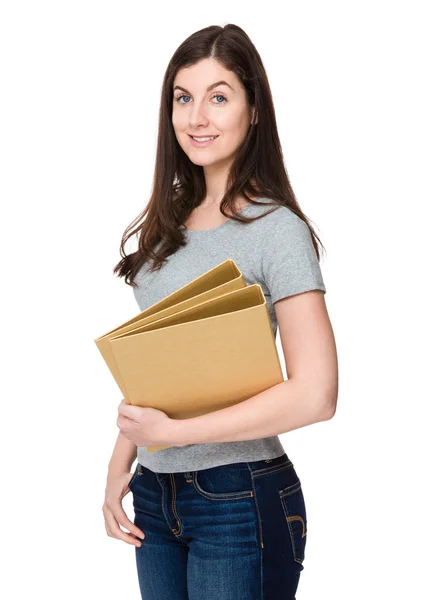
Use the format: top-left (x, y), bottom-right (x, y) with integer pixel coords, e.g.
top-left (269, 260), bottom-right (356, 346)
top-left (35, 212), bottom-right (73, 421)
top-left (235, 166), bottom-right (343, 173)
top-left (117, 399), bottom-right (180, 447)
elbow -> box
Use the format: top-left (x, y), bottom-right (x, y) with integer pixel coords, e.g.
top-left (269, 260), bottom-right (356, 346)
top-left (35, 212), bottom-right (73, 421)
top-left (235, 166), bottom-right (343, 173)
top-left (316, 386), bottom-right (338, 421)
top-left (320, 401), bottom-right (337, 421)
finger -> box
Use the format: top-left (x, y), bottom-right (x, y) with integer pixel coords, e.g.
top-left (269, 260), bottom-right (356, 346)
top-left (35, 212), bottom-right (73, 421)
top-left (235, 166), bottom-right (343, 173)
top-left (104, 508), bottom-right (143, 547)
top-left (110, 502), bottom-right (145, 542)
top-left (118, 402), bottom-right (142, 420)
top-left (116, 415), bottom-right (128, 429)
top-left (118, 401), bottom-right (134, 416)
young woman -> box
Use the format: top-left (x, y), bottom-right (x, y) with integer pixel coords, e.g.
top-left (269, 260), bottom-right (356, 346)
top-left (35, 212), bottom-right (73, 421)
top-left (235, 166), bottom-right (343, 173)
top-left (102, 23), bottom-right (338, 600)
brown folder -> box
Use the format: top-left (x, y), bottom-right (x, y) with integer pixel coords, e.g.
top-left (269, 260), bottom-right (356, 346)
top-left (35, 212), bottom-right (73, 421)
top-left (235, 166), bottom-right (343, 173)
top-left (95, 259), bottom-right (246, 402)
top-left (94, 259), bottom-right (283, 453)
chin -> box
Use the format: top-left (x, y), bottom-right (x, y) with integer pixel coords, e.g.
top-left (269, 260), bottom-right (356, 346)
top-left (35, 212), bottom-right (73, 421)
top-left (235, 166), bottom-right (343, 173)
top-left (186, 154), bottom-right (222, 168)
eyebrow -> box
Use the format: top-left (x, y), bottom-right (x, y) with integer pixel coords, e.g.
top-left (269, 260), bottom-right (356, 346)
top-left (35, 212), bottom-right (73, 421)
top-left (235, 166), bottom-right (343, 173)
top-left (173, 80), bottom-right (235, 94)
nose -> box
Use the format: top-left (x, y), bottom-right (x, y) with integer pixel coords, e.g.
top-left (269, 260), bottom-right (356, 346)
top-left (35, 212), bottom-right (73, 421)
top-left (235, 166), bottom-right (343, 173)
top-left (188, 101), bottom-right (210, 129)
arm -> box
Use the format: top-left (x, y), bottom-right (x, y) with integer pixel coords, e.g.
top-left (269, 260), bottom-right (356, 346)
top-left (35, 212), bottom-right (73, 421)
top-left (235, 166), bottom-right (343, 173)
top-left (174, 379), bottom-right (328, 446)
top-left (103, 428), bottom-right (145, 550)
top-left (107, 431), bottom-right (137, 477)
top-left (172, 290), bottom-right (338, 446)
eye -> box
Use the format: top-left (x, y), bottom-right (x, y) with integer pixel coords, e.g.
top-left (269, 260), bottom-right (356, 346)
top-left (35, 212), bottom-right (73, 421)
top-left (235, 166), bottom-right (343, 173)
top-left (175, 94), bottom-right (191, 104)
top-left (174, 93), bottom-right (227, 105)
top-left (211, 94), bottom-right (227, 104)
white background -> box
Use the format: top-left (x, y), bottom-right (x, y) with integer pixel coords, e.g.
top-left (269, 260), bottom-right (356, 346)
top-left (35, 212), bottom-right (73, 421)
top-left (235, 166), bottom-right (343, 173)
top-left (1, 1), bottom-right (432, 598)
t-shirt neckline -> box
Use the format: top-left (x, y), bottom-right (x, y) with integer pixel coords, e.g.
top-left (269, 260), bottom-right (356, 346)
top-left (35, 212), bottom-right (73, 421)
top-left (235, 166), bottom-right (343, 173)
top-left (182, 204), bottom-right (257, 234)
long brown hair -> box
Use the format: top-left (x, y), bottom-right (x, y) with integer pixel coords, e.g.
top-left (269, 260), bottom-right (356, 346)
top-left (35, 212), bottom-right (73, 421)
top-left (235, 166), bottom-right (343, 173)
top-left (113, 23), bottom-right (325, 286)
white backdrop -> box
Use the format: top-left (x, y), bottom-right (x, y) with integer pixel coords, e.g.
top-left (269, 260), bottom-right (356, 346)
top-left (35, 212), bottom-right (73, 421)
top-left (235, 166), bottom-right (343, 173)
top-left (1, 1), bottom-right (431, 598)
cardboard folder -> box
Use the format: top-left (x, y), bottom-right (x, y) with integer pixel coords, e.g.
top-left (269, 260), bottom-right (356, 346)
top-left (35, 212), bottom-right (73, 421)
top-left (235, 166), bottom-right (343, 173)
top-left (94, 259), bottom-right (284, 453)
top-left (95, 259), bottom-right (246, 403)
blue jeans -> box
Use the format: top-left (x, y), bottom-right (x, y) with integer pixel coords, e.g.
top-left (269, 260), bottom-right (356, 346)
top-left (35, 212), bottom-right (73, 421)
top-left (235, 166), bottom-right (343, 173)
top-left (129, 452), bottom-right (307, 599)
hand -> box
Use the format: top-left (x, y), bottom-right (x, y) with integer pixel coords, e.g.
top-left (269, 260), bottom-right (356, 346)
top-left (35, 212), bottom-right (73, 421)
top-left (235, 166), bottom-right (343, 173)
top-left (102, 471), bottom-right (145, 548)
top-left (116, 399), bottom-right (178, 447)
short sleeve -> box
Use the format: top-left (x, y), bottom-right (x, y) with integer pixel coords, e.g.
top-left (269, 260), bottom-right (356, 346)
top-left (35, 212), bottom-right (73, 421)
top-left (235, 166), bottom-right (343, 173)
top-left (259, 208), bottom-right (326, 304)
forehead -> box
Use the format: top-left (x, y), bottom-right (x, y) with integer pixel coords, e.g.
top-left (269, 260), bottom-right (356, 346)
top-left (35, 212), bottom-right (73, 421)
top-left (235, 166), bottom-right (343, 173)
top-left (173, 59), bottom-right (238, 91)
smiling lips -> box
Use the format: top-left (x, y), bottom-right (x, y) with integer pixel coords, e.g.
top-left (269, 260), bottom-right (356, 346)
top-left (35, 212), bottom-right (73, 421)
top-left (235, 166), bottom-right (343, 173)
top-left (188, 134), bottom-right (219, 147)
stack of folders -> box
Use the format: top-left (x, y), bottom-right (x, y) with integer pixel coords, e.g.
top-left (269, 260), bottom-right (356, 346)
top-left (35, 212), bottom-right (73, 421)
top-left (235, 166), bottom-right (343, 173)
top-left (94, 258), bottom-right (284, 453)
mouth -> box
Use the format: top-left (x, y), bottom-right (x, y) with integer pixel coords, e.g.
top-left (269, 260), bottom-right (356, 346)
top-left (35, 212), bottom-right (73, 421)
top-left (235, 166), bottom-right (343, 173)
top-left (188, 134), bottom-right (219, 148)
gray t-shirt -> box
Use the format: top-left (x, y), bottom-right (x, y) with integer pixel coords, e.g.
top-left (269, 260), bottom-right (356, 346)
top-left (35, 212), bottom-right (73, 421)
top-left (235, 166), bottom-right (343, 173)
top-left (132, 199), bottom-right (326, 473)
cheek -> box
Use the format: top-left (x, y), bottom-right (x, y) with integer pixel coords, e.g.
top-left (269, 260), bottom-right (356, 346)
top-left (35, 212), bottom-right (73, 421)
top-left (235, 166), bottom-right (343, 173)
top-left (216, 112), bottom-right (250, 144)
top-left (172, 111), bottom-right (188, 132)
top-left (171, 123), bottom-right (184, 147)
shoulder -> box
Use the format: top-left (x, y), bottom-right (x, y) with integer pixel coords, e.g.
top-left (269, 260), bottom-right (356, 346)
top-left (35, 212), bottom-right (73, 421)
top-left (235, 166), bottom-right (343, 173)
top-left (247, 200), bottom-right (312, 240)
top-left (247, 199), bottom-right (304, 222)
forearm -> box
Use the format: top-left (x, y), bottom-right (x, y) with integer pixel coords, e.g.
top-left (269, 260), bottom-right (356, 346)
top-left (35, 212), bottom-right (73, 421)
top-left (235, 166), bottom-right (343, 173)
top-left (107, 431), bottom-right (137, 477)
top-left (173, 379), bottom-right (333, 446)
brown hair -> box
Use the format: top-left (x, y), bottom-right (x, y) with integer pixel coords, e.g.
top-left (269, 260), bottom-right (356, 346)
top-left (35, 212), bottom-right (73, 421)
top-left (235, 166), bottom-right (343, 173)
top-left (113, 23), bottom-right (325, 286)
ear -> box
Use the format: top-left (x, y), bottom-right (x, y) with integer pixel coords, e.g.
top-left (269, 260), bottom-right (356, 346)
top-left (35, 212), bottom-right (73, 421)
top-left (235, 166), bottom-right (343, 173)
top-left (250, 107), bottom-right (258, 126)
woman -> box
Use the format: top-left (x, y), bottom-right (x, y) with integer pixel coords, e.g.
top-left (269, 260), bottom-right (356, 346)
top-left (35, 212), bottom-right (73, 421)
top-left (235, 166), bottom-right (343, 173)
top-left (102, 23), bottom-right (338, 600)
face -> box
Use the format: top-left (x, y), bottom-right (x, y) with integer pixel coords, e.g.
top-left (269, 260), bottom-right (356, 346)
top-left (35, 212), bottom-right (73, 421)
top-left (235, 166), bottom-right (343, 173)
top-left (172, 58), bottom-right (255, 169)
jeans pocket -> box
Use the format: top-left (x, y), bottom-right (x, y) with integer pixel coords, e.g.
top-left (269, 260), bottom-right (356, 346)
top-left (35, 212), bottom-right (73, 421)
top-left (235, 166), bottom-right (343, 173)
top-left (250, 455), bottom-right (293, 479)
top-left (193, 463), bottom-right (253, 501)
top-left (279, 479), bottom-right (307, 565)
